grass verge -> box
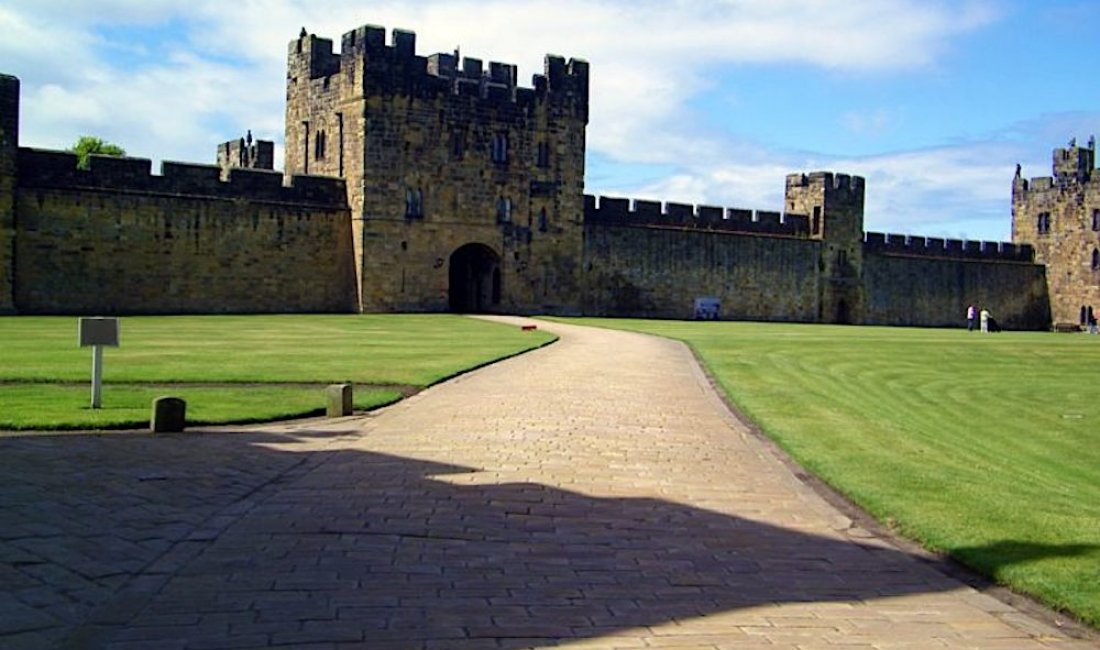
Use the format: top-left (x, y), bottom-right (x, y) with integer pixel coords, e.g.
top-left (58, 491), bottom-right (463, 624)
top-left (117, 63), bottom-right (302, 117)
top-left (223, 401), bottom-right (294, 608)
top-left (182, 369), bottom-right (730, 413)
top-left (0, 384), bottom-right (405, 430)
top-left (0, 314), bottom-right (554, 429)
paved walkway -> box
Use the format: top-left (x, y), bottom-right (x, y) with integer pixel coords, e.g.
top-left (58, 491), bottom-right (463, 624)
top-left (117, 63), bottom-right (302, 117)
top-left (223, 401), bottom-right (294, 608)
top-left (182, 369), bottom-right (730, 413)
top-left (1, 317), bottom-right (1095, 650)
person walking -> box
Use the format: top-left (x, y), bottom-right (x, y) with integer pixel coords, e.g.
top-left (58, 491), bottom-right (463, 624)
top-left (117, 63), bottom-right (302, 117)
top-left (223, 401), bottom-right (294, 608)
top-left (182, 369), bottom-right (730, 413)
top-left (966, 304), bottom-right (977, 331)
top-left (980, 307), bottom-right (990, 333)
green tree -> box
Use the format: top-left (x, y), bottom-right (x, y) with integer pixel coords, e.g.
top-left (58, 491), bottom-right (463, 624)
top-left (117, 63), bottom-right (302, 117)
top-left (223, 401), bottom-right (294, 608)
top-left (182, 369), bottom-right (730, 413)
top-left (69, 135), bottom-right (126, 170)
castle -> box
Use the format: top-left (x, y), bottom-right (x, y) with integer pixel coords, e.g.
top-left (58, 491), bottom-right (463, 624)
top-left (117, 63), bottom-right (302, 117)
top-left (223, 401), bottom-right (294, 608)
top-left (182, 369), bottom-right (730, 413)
top-left (0, 22), bottom-right (1084, 330)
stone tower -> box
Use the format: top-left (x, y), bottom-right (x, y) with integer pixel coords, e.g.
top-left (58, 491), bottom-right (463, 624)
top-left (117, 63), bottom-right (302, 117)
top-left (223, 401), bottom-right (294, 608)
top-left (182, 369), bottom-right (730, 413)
top-left (216, 130), bottom-right (274, 177)
top-left (1012, 137), bottom-right (1100, 325)
top-left (285, 24), bottom-right (589, 313)
top-left (785, 172), bottom-right (866, 323)
top-left (0, 74), bottom-right (18, 314)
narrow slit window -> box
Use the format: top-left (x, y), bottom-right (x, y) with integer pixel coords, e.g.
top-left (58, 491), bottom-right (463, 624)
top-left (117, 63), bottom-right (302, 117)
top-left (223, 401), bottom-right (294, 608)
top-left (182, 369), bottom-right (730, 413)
top-left (491, 133), bottom-right (509, 164)
top-left (1037, 212), bottom-right (1051, 234)
top-left (405, 188), bottom-right (423, 219)
top-left (496, 197), bottom-right (512, 223)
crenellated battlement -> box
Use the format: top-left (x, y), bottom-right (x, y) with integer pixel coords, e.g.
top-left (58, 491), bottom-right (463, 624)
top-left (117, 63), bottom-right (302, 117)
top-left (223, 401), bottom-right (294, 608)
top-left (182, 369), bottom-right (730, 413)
top-left (17, 148), bottom-right (347, 207)
top-left (786, 171), bottom-right (865, 196)
top-left (1015, 172), bottom-right (1100, 194)
top-left (864, 232), bottom-right (1033, 263)
top-left (1015, 138), bottom-right (1098, 196)
top-left (584, 195), bottom-right (810, 237)
top-left (288, 24), bottom-right (588, 113)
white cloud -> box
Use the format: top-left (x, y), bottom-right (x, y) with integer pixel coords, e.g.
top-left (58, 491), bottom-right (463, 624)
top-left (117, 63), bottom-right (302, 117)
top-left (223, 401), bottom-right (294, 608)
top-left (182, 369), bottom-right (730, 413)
top-left (842, 109), bottom-right (897, 137)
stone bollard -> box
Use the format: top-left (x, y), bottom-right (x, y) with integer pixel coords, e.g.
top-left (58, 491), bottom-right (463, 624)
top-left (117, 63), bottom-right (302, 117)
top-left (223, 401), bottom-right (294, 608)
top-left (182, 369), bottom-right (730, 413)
top-left (151, 396), bottom-right (187, 433)
top-left (325, 383), bottom-right (353, 417)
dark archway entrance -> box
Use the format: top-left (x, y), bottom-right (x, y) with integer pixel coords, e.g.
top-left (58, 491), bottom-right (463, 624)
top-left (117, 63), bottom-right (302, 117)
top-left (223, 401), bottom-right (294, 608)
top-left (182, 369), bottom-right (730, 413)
top-left (835, 299), bottom-right (850, 325)
top-left (449, 243), bottom-right (501, 313)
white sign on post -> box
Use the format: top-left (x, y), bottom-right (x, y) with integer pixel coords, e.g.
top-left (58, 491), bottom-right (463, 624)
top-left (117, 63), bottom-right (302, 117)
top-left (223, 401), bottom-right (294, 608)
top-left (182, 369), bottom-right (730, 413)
top-left (78, 317), bottom-right (120, 409)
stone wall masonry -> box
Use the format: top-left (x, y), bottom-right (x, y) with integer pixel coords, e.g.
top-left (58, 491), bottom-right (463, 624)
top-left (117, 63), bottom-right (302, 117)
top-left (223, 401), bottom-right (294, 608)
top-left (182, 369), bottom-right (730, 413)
top-left (1013, 142), bottom-right (1100, 326)
top-left (1013, 167), bottom-right (1100, 325)
top-left (583, 224), bottom-right (820, 321)
top-left (863, 232), bottom-right (1034, 262)
top-left (14, 179), bottom-right (355, 315)
top-left (18, 149), bottom-right (347, 206)
top-left (581, 222), bottom-right (1051, 327)
top-left (862, 252), bottom-right (1050, 329)
top-left (585, 195), bottom-right (810, 237)
top-left (347, 91), bottom-right (586, 313)
top-left (0, 74), bottom-right (18, 313)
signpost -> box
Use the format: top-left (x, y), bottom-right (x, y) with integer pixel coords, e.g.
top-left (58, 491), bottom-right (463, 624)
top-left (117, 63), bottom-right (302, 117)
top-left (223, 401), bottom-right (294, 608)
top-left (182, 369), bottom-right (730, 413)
top-left (78, 317), bottom-right (119, 409)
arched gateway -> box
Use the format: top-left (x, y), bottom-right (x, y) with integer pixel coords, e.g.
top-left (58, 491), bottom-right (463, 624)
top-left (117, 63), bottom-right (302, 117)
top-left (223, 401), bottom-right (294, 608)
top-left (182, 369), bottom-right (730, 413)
top-left (449, 243), bottom-right (501, 313)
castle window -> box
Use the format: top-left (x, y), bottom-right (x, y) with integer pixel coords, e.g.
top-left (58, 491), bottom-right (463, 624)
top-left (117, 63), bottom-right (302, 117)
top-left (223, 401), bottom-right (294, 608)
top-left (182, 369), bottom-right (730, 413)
top-left (491, 132), bottom-right (509, 164)
top-left (1037, 212), bottom-right (1051, 235)
top-left (537, 141), bottom-right (550, 168)
top-left (1092, 209), bottom-right (1100, 231)
top-left (812, 206), bottom-right (822, 236)
top-left (538, 208), bottom-right (548, 232)
top-left (301, 121), bottom-right (310, 174)
top-left (405, 188), bottom-right (423, 219)
top-left (496, 197), bottom-right (512, 223)
top-left (337, 113), bottom-right (345, 177)
top-left (314, 130), bottom-right (326, 161)
top-left (1092, 248), bottom-right (1099, 271)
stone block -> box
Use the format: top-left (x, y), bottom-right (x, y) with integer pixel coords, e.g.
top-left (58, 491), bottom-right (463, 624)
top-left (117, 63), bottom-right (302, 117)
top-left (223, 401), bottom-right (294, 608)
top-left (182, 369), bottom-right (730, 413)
top-left (151, 396), bottom-right (186, 433)
top-left (326, 383), bottom-right (353, 417)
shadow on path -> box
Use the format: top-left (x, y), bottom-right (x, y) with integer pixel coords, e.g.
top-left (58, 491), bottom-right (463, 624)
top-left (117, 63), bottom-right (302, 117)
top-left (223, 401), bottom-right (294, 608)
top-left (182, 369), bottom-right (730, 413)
top-left (2, 429), bottom-right (1089, 649)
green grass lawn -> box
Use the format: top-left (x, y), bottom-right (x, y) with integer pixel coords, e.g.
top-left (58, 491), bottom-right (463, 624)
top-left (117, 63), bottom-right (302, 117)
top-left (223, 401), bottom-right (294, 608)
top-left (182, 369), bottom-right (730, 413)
top-left (555, 317), bottom-right (1100, 628)
top-left (0, 314), bottom-right (554, 430)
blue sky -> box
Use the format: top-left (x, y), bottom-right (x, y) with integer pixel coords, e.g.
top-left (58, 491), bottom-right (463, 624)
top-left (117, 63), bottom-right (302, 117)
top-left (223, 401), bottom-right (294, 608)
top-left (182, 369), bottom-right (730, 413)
top-left (2, 0), bottom-right (1099, 241)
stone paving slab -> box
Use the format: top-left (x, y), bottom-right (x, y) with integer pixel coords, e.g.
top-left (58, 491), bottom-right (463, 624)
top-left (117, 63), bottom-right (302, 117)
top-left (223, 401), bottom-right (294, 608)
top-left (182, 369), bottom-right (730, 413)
top-left (0, 316), bottom-right (1096, 649)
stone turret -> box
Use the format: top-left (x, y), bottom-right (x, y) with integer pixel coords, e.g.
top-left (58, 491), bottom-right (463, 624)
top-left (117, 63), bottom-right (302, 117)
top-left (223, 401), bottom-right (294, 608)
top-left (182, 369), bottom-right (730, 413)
top-left (1053, 138), bottom-right (1094, 186)
top-left (785, 172), bottom-right (866, 323)
top-left (216, 130), bottom-right (274, 177)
